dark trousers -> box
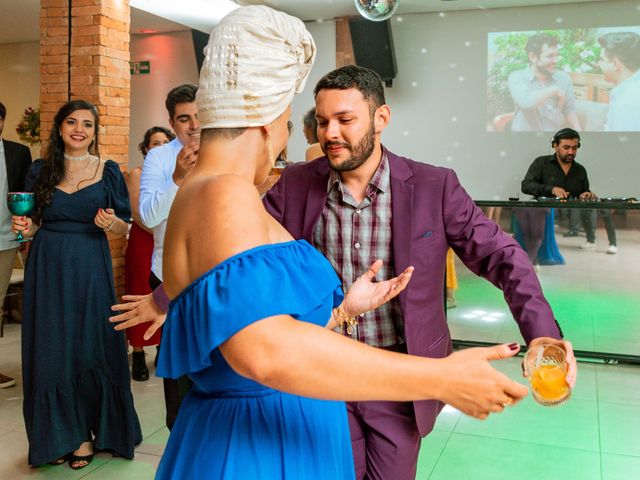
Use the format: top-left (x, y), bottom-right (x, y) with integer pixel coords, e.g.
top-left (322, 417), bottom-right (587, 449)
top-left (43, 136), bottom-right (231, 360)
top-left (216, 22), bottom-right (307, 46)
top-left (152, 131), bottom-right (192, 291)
top-left (568, 209), bottom-right (582, 232)
top-left (149, 271), bottom-right (193, 431)
top-left (581, 209), bottom-right (616, 245)
top-left (347, 343), bottom-right (421, 480)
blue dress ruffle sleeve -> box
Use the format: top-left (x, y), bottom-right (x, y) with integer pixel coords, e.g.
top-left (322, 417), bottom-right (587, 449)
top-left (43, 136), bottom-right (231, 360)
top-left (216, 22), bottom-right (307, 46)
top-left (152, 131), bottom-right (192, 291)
top-left (157, 239), bottom-right (344, 379)
top-left (155, 240), bottom-right (354, 479)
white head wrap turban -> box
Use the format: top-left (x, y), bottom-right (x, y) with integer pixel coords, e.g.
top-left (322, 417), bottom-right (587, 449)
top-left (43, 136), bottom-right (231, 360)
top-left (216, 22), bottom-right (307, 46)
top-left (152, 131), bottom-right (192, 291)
top-left (197, 5), bottom-right (317, 128)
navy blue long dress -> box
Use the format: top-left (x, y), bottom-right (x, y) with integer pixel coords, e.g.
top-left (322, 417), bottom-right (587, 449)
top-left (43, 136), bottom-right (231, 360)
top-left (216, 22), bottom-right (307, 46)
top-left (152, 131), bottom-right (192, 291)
top-left (22, 160), bottom-right (142, 466)
top-left (155, 240), bottom-right (355, 479)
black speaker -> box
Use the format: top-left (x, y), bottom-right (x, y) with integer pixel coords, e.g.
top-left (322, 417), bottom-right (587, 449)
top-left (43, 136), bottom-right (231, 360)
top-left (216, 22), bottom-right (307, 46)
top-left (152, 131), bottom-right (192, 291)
top-left (348, 18), bottom-right (397, 87)
top-left (191, 29), bottom-right (209, 73)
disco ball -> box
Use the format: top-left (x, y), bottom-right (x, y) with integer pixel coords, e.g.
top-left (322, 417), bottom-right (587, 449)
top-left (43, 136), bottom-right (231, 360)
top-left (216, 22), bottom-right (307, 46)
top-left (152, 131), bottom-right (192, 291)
top-left (354, 0), bottom-right (400, 22)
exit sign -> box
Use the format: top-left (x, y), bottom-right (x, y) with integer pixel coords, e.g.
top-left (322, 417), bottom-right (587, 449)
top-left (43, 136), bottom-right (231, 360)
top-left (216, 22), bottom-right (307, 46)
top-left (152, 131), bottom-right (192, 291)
top-left (130, 61), bottom-right (151, 75)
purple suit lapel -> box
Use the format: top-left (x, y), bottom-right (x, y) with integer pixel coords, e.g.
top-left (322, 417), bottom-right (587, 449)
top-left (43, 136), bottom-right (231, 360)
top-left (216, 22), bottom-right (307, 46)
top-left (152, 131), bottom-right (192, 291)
top-left (387, 150), bottom-right (414, 277)
top-left (302, 161), bottom-right (330, 242)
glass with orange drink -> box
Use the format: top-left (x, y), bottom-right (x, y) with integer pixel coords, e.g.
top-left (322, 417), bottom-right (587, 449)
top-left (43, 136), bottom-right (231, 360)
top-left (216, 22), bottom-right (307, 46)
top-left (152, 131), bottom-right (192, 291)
top-left (524, 344), bottom-right (571, 406)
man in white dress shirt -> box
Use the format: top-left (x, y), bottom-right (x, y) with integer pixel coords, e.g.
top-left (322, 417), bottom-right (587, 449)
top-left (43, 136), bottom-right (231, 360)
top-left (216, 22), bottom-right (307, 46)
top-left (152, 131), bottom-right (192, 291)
top-left (139, 84), bottom-right (200, 429)
top-left (598, 32), bottom-right (640, 132)
top-left (0, 101), bottom-right (32, 388)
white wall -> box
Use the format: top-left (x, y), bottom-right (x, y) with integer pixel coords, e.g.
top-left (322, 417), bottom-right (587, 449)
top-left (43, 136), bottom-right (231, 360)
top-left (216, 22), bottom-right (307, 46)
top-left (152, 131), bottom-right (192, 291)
top-left (0, 41), bottom-right (40, 159)
top-left (288, 20), bottom-right (337, 163)
top-left (129, 30), bottom-right (198, 168)
top-left (297, 0), bottom-right (640, 199)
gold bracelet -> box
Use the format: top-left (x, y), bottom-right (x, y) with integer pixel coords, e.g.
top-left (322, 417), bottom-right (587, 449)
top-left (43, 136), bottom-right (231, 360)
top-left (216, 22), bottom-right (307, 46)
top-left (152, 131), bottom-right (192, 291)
top-left (104, 216), bottom-right (117, 232)
top-left (333, 305), bottom-right (358, 335)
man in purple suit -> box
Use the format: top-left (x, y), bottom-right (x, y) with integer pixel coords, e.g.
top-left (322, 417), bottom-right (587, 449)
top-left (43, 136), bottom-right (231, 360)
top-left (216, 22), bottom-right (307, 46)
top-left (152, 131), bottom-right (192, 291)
top-left (263, 65), bottom-right (576, 480)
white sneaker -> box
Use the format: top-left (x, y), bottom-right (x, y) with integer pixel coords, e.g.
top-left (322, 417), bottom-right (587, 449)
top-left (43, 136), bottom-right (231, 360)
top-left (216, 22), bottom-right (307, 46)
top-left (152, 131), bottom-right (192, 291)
top-left (581, 242), bottom-right (596, 249)
top-left (607, 245), bottom-right (618, 254)
top-left (534, 264), bottom-right (541, 273)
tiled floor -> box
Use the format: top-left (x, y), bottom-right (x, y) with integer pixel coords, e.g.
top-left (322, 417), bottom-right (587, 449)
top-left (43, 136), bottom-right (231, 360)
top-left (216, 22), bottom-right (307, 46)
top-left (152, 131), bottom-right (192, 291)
top-left (2, 219), bottom-right (640, 479)
top-left (2, 321), bottom-right (639, 479)
top-left (448, 226), bottom-right (640, 357)
top-left (0, 322), bottom-right (167, 479)
top-left (416, 359), bottom-right (640, 480)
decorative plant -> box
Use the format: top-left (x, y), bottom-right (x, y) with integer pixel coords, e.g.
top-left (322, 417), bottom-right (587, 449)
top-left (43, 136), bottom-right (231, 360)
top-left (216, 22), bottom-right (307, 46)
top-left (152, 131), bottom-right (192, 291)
top-left (15, 107), bottom-right (41, 146)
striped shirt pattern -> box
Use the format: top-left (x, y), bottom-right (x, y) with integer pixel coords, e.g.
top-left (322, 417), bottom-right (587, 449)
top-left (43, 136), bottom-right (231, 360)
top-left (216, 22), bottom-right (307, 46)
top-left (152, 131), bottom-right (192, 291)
top-left (313, 154), bottom-right (404, 347)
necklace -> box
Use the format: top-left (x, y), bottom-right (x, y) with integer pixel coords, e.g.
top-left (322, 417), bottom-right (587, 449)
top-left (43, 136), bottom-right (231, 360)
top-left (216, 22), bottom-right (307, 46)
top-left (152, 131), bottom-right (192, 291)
top-left (62, 156), bottom-right (100, 191)
top-left (64, 152), bottom-right (90, 162)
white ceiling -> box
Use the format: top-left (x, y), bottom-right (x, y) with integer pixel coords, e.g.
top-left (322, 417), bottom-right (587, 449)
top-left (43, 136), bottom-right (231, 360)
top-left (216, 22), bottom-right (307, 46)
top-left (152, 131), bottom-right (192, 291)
top-left (0, 0), bottom-right (604, 44)
top-left (0, 1), bottom-right (188, 45)
top-left (237, 0), bottom-right (602, 23)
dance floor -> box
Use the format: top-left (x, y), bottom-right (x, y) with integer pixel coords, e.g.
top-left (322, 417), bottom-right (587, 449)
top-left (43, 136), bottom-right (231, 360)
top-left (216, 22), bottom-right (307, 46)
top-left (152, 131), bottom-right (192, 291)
top-left (1, 320), bottom-right (638, 479)
top-left (0, 224), bottom-right (638, 478)
top-left (449, 227), bottom-right (640, 356)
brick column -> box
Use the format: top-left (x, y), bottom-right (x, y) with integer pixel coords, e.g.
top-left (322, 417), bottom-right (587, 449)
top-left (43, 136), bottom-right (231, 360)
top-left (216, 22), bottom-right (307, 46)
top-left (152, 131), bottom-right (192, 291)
top-left (40, 0), bottom-right (131, 296)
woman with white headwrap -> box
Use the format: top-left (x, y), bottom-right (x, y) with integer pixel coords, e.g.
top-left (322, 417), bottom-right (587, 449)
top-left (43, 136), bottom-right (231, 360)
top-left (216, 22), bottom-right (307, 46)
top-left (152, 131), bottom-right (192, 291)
top-left (154, 6), bottom-right (526, 478)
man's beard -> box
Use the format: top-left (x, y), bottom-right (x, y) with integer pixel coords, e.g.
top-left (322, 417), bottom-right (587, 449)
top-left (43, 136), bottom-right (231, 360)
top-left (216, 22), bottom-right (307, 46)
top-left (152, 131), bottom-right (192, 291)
top-left (324, 122), bottom-right (376, 173)
top-left (535, 62), bottom-right (555, 79)
top-left (558, 153), bottom-right (575, 164)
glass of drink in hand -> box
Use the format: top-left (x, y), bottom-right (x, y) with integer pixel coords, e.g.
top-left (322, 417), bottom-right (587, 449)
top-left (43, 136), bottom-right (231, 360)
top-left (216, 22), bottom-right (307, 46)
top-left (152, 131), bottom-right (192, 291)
top-left (524, 344), bottom-right (571, 406)
top-left (7, 192), bottom-right (36, 243)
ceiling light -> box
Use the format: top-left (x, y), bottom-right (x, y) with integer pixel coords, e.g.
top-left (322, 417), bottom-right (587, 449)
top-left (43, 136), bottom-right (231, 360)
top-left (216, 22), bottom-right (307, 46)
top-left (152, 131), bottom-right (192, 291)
top-left (130, 0), bottom-right (239, 33)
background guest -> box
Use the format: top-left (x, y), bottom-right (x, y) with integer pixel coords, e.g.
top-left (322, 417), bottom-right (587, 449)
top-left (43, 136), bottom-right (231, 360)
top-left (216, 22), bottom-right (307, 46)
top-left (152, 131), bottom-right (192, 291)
top-left (138, 84), bottom-right (200, 430)
top-left (126, 126), bottom-right (174, 381)
top-left (446, 248), bottom-right (458, 309)
top-left (11, 100), bottom-right (141, 469)
top-left (303, 106), bottom-right (323, 161)
top-left (0, 100), bottom-right (32, 389)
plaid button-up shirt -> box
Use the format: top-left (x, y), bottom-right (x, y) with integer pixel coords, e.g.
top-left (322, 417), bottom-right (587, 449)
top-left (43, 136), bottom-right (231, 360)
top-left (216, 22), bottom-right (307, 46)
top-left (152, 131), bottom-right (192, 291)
top-left (313, 154), bottom-right (404, 347)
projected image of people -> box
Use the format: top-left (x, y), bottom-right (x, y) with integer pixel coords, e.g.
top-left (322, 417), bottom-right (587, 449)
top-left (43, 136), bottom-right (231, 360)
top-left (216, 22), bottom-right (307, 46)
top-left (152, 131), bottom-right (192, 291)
top-left (508, 33), bottom-right (581, 132)
top-left (487, 26), bottom-right (640, 132)
top-left (598, 32), bottom-right (640, 131)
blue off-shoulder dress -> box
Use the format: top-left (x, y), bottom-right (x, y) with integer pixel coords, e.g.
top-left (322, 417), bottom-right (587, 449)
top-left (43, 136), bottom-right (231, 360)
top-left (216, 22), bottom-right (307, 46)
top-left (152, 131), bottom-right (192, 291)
top-left (156, 240), bottom-right (355, 479)
top-left (22, 160), bottom-right (142, 466)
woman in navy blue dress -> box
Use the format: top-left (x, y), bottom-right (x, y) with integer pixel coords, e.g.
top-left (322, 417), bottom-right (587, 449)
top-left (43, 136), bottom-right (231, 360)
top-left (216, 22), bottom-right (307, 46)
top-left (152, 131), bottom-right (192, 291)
top-left (12, 100), bottom-right (142, 469)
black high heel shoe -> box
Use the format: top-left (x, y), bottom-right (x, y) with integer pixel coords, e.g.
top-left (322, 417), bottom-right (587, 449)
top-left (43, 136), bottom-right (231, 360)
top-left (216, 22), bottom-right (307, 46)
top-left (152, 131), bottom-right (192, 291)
top-left (132, 350), bottom-right (149, 381)
top-left (68, 453), bottom-right (94, 470)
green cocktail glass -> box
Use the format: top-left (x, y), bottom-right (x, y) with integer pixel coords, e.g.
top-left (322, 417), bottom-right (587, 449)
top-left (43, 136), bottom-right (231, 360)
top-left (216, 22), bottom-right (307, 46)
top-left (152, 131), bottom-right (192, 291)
top-left (7, 192), bottom-right (36, 243)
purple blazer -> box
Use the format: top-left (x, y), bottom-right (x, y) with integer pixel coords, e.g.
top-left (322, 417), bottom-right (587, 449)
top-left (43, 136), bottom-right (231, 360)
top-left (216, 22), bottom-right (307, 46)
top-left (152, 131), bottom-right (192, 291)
top-left (263, 147), bottom-right (561, 436)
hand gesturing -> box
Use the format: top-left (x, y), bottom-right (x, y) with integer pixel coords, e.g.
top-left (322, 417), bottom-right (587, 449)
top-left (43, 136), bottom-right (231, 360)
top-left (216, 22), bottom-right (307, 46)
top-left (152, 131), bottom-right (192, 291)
top-left (342, 260), bottom-right (414, 317)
